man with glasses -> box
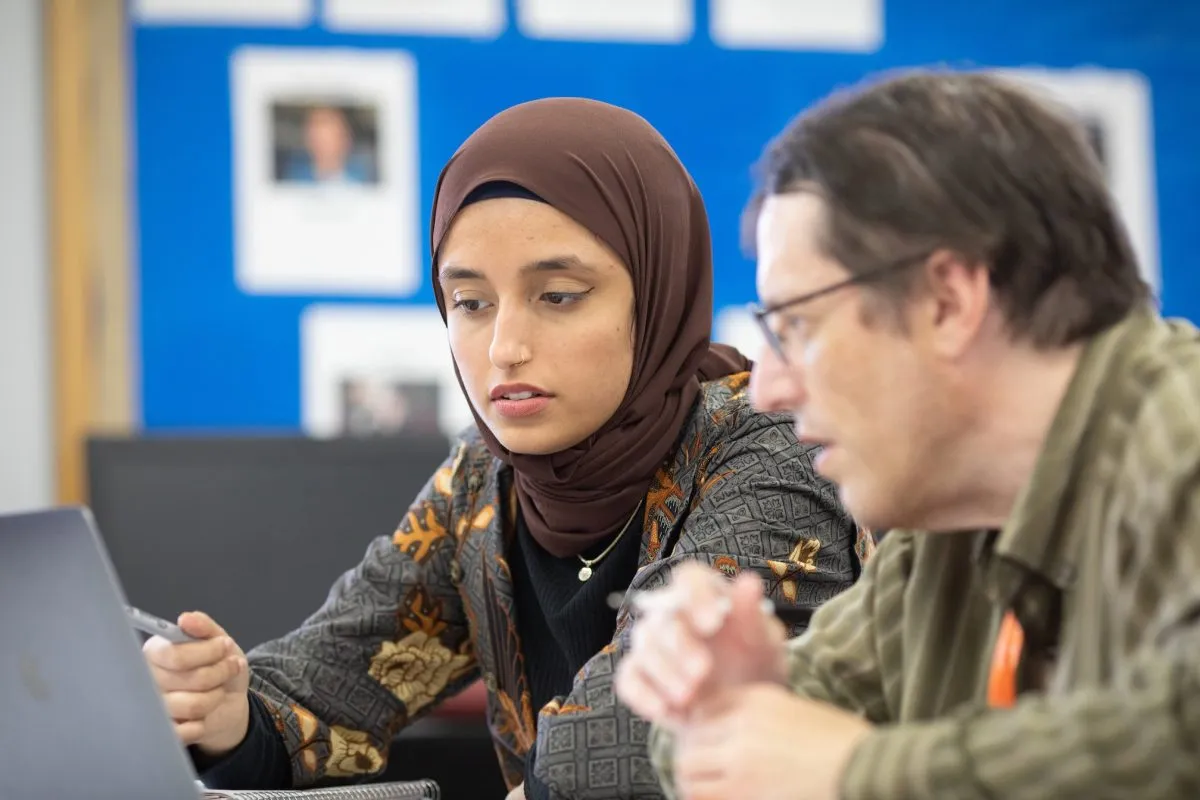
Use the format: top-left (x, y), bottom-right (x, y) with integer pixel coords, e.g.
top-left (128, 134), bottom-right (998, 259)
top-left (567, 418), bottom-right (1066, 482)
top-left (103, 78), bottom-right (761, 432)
top-left (614, 68), bottom-right (1200, 799)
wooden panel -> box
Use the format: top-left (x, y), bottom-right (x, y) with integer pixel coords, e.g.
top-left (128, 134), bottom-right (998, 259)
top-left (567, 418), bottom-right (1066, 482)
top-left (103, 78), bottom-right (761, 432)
top-left (46, 0), bottom-right (134, 504)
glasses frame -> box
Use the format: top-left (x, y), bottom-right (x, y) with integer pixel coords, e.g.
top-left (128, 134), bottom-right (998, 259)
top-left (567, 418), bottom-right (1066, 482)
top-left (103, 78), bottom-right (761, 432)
top-left (748, 257), bottom-right (921, 363)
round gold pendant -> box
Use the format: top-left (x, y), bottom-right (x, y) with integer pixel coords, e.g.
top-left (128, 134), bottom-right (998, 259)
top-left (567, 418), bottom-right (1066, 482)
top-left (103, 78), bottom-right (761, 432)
top-left (577, 565), bottom-right (593, 582)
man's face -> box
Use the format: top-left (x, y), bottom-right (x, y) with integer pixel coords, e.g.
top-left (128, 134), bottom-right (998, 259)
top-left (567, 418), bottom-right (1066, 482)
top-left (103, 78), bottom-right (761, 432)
top-left (748, 193), bottom-right (955, 531)
top-left (305, 107), bottom-right (352, 170)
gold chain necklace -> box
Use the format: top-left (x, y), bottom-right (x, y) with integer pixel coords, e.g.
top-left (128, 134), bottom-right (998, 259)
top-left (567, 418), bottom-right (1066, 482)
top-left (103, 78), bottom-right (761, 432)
top-left (577, 501), bottom-right (643, 582)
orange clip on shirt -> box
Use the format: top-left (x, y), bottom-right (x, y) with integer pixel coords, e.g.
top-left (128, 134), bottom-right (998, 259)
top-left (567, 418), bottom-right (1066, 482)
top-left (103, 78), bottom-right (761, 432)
top-left (987, 610), bottom-right (1025, 709)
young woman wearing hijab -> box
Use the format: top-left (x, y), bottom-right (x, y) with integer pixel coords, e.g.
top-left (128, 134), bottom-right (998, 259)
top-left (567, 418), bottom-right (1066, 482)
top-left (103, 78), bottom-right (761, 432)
top-left (144, 98), bottom-right (871, 799)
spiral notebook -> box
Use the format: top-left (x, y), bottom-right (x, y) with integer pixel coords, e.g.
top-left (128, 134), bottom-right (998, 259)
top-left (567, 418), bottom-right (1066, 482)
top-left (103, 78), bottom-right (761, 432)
top-left (198, 779), bottom-right (439, 799)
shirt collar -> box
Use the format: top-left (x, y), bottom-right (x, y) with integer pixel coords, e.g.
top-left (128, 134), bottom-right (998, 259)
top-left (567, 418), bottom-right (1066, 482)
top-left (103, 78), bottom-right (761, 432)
top-left (980, 306), bottom-right (1158, 598)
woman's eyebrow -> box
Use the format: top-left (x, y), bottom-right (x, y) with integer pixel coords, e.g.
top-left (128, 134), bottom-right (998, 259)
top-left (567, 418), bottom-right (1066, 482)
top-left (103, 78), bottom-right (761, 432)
top-left (438, 256), bottom-right (599, 284)
top-left (521, 256), bottom-right (599, 275)
top-left (438, 265), bottom-right (484, 283)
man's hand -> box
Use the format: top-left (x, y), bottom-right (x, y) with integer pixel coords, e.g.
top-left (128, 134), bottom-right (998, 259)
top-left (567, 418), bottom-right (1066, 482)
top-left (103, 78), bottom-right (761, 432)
top-left (674, 684), bottom-right (873, 800)
top-left (614, 563), bottom-right (788, 728)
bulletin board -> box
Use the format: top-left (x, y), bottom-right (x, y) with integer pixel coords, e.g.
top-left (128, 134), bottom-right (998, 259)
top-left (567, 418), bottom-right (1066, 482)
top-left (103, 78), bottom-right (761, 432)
top-left (130, 0), bottom-right (1200, 431)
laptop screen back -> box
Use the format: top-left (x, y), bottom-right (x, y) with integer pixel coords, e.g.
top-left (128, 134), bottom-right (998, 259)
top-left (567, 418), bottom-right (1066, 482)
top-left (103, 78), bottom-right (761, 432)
top-left (0, 507), bottom-right (201, 800)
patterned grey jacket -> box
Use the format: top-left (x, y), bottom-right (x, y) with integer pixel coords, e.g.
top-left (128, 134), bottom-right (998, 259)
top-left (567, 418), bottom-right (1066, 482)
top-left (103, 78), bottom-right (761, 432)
top-left (245, 371), bottom-right (871, 797)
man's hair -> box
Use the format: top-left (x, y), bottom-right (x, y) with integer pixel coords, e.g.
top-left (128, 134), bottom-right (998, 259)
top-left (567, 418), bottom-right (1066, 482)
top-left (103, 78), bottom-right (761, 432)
top-left (747, 69), bottom-right (1149, 347)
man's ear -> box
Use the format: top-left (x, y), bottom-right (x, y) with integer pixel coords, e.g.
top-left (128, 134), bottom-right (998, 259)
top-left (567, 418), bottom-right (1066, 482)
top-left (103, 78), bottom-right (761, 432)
top-left (913, 249), bottom-right (991, 359)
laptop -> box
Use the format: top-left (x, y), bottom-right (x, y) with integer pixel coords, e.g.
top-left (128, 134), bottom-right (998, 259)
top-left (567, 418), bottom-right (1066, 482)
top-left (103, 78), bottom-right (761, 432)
top-left (1, 506), bottom-right (203, 800)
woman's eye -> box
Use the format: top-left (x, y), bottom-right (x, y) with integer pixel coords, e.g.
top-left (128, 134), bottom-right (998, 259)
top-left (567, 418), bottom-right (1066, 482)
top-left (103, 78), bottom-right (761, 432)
top-left (542, 289), bottom-right (591, 306)
top-left (452, 298), bottom-right (488, 313)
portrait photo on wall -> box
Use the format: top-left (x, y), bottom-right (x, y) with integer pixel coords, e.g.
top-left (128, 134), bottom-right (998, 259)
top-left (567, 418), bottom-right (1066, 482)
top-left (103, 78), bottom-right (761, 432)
top-left (232, 47), bottom-right (420, 297)
top-left (1080, 116), bottom-right (1109, 178)
top-left (301, 304), bottom-right (475, 441)
top-left (991, 66), bottom-right (1158, 291)
top-left (272, 100), bottom-right (381, 186)
top-left (339, 377), bottom-right (441, 437)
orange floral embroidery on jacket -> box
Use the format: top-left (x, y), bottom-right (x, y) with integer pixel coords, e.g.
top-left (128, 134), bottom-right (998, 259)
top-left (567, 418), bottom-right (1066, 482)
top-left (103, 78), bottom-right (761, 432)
top-left (393, 504), bottom-right (447, 564)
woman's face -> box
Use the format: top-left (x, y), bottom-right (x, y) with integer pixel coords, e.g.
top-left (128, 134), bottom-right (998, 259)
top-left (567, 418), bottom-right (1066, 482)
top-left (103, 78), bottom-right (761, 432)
top-left (438, 198), bottom-right (636, 455)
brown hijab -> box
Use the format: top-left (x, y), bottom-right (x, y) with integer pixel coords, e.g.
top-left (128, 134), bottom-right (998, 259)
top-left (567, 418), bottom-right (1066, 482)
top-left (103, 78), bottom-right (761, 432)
top-left (430, 97), bottom-right (751, 558)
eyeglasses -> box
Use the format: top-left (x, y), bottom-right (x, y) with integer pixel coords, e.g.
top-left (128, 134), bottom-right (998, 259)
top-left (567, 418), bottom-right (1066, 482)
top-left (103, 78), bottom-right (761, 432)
top-left (748, 257), bottom-right (921, 364)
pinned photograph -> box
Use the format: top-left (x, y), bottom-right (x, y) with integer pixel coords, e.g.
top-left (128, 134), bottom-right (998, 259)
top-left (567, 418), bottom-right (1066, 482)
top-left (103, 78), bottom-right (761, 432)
top-left (232, 47), bottom-right (420, 296)
top-left (341, 377), bottom-right (441, 437)
top-left (272, 101), bottom-right (381, 186)
top-left (301, 305), bottom-right (475, 440)
top-left (991, 67), bottom-right (1159, 292)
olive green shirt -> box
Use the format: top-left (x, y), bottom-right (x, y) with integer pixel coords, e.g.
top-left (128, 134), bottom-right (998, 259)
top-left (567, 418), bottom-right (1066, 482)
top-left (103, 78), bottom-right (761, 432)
top-left (651, 307), bottom-right (1200, 798)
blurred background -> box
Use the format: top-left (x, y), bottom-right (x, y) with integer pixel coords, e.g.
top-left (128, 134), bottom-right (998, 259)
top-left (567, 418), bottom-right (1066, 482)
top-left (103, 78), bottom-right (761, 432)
top-left (2, 0), bottom-right (1196, 796)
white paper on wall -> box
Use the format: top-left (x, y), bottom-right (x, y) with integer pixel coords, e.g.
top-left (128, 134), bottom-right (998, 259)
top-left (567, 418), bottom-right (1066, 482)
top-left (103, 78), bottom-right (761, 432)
top-left (992, 67), bottom-right (1160, 292)
top-left (324, 0), bottom-right (506, 37)
top-left (133, 0), bottom-right (313, 26)
top-left (519, 0), bottom-right (693, 43)
top-left (301, 305), bottom-right (475, 440)
top-left (232, 47), bottom-right (421, 297)
top-left (710, 0), bottom-right (883, 52)
top-left (714, 305), bottom-right (763, 363)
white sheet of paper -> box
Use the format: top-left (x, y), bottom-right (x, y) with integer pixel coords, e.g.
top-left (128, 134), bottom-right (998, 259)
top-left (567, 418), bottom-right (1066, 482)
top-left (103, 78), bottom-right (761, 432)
top-left (710, 0), bottom-right (883, 52)
top-left (232, 47), bottom-right (421, 296)
top-left (301, 305), bottom-right (475, 440)
top-left (324, 0), bottom-right (506, 37)
top-left (992, 67), bottom-right (1160, 292)
top-left (519, 0), bottom-right (693, 43)
top-left (714, 306), bottom-right (762, 362)
top-left (133, 0), bottom-right (313, 26)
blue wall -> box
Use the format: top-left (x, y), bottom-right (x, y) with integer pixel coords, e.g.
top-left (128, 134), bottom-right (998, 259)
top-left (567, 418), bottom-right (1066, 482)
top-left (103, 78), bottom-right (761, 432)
top-left (132, 0), bottom-right (1200, 430)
